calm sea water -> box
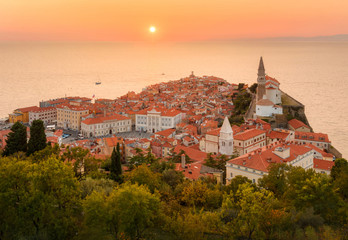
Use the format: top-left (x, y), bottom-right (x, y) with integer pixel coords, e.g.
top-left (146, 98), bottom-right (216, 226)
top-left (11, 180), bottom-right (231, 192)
top-left (0, 41), bottom-right (347, 157)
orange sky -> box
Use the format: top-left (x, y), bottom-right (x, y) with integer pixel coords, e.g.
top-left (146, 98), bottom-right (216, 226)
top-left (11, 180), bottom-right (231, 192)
top-left (1, 0), bottom-right (348, 41)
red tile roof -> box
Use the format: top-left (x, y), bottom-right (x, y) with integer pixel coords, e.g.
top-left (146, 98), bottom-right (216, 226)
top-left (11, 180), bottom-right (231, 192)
top-left (234, 129), bottom-right (266, 141)
top-left (313, 158), bottom-right (334, 171)
top-left (17, 106), bottom-right (40, 113)
top-left (228, 142), bottom-right (313, 172)
top-left (82, 114), bottom-right (130, 125)
top-left (206, 128), bottom-right (221, 136)
top-left (295, 131), bottom-right (330, 143)
top-left (174, 145), bottom-right (208, 163)
top-left (155, 128), bottom-right (176, 138)
top-left (288, 119), bottom-right (310, 130)
top-left (268, 131), bottom-right (290, 140)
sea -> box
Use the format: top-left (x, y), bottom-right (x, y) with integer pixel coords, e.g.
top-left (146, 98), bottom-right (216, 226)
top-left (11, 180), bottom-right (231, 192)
top-left (0, 41), bottom-right (347, 157)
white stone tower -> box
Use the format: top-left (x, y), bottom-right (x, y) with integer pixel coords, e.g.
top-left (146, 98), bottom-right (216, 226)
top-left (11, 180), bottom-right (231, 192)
top-left (219, 116), bottom-right (234, 155)
top-left (256, 56), bottom-right (266, 101)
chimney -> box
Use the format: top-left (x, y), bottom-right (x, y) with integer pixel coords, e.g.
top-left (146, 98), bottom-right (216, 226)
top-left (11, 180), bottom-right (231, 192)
top-left (181, 154), bottom-right (186, 169)
top-left (104, 109), bottom-right (106, 117)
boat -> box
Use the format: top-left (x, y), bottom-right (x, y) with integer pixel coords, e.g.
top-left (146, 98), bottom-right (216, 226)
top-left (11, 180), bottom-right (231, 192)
top-left (95, 74), bottom-right (102, 85)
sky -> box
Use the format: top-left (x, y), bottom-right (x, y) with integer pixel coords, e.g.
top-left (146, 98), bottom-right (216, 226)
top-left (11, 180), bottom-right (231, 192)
top-left (1, 0), bottom-right (348, 42)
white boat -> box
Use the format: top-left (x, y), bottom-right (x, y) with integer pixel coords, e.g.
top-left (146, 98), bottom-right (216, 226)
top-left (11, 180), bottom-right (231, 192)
top-left (95, 81), bottom-right (101, 85)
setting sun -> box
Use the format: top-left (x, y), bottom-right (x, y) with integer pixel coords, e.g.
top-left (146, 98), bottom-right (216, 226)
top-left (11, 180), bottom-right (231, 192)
top-left (149, 26), bottom-right (156, 33)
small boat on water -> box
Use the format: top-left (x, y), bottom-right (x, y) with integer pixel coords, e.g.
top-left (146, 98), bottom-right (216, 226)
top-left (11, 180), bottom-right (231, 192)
top-left (95, 81), bottom-right (101, 85)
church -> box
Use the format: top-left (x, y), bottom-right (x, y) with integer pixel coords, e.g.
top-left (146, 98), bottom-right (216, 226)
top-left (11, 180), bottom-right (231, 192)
top-left (255, 57), bottom-right (283, 117)
top-left (203, 116), bottom-right (234, 156)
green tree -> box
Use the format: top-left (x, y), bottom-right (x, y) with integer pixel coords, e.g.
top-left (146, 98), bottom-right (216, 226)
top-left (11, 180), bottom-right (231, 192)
top-left (27, 119), bottom-right (47, 156)
top-left (223, 175), bottom-right (252, 195)
top-left (258, 163), bottom-right (290, 198)
top-left (125, 164), bottom-right (161, 193)
top-left (2, 121), bottom-right (27, 156)
top-left (331, 158), bottom-right (348, 200)
top-left (61, 146), bottom-right (100, 180)
top-left (0, 156), bottom-right (81, 239)
top-left (249, 83), bottom-right (258, 93)
top-left (110, 143), bottom-right (122, 182)
top-left (168, 149), bottom-right (192, 163)
top-left (222, 182), bottom-right (274, 240)
top-left (82, 183), bottom-right (160, 240)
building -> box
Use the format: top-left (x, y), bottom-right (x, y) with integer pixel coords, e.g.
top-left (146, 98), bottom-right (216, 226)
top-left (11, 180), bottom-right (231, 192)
top-left (226, 142), bottom-right (316, 184)
top-left (288, 119), bottom-right (311, 132)
top-left (294, 131), bottom-right (331, 150)
top-left (256, 57), bottom-right (266, 102)
top-left (9, 106), bottom-right (40, 123)
top-left (313, 158), bottom-right (335, 175)
top-left (218, 117), bottom-right (234, 155)
top-left (29, 107), bottom-right (57, 125)
top-left (135, 107), bottom-right (184, 133)
top-left (97, 136), bottom-right (125, 161)
top-left (256, 97), bottom-right (283, 117)
top-left (233, 129), bottom-right (266, 156)
top-left (56, 104), bottom-right (90, 130)
top-left (255, 57), bottom-right (283, 117)
top-left (81, 114), bottom-right (131, 138)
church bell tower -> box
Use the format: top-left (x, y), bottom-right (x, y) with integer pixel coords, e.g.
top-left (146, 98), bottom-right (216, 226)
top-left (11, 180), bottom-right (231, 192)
top-left (256, 57), bottom-right (266, 101)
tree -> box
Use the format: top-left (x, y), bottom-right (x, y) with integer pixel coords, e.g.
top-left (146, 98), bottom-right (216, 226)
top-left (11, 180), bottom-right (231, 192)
top-left (222, 182), bottom-right (274, 240)
top-left (249, 83), bottom-right (258, 93)
top-left (168, 149), bottom-right (192, 163)
top-left (125, 164), bottom-right (161, 193)
top-left (81, 183), bottom-right (160, 240)
top-left (0, 156), bottom-right (81, 239)
top-left (27, 119), bottom-right (47, 156)
top-left (61, 146), bottom-right (100, 180)
top-left (110, 143), bottom-right (122, 182)
top-left (2, 121), bottom-right (27, 156)
top-left (258, 163), bottom-right (290, 198)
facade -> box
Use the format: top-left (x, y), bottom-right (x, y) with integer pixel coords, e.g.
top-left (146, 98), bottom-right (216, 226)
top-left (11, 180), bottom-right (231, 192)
top-left (233, 129), bottom-right (266, 156)
top-left (313, 158), bottom-right (335, 175)
top-left (9, 106), bottom-right (40, 123)
top-left (56, 104), bottom-right (90, 130)
top-left (218, 117), bottom-right (234, 155)
top-left (204, 117), bottom-right (234, 156)
top-left (256, 97), bottom-right (283, 117)
top-left (205, 128), bottom-right (220, 154)
top-left (265, 76), bottom-right (281, 104)
top-left (294, 131), bottom-right (331, 150)
top-left (135, 107), bottom-right (184, 133)
top-left (288, 119), bottom-right (311, 132)
top-left (29, 107), bottom-right (57, 125)
top-left (81, 114), bottom-right (131, 138)
top-left (226, 142), bottom-right (316, 184)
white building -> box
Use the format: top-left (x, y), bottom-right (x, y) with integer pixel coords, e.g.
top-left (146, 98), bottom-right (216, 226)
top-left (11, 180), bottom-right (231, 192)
top-left (203, 117), bottom-right (234, 156)
top-left (255, 57), bottom-right (283, 118)
top-left (265, 75), bottom-right (281, 104)
top-left (233, 128), bottom-right (267, 156)
top-left (29, 107), bottom-right (57, 125)
top-left (219, 117), bottom-right (234, 155)
top-left (135, 107), bottom-right (184, 133)
top-left (226, 142), bottom-right (316, 184)
top-left (81, 114), bottom-right (131, 138)
top-left (256, 97), bottom-right (283, 117)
